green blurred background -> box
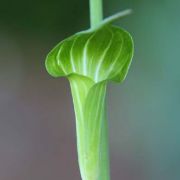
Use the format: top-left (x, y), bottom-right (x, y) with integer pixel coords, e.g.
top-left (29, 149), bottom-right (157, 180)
top-left (0, 0), bottom-right (179, 179)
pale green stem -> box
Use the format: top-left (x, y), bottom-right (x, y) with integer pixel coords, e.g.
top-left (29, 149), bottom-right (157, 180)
top-left (69, 75), bottom-right (110, 180)
top-left (98, 110), bottom-right (110, 180)
top-left (80, 1), bottom-right (110, 180)
top-left (89, 0), bottom-right (103, 28)
top-left (102, 9), bottom-right (132, 25)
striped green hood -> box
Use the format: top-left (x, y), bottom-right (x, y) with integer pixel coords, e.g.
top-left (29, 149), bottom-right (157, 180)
top-left (45, 24), bottom-right (133, 180)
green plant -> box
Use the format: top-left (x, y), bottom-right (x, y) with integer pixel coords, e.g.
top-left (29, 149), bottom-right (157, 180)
top-left (45, 0), bottom-right (134, 179)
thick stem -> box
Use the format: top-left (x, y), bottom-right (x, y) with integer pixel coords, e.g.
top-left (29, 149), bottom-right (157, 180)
top-left (98, 111), bottom-right (110, 180)
top-left (89, 0), bottom-right (103, 28)
top-left (69, 75), bottom-right (110, 180)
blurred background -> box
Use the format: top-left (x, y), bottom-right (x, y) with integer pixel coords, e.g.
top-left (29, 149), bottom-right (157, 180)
top-left (0, 0), bottom-right (180, 179)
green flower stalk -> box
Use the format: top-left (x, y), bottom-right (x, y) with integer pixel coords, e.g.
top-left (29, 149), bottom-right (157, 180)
top-left (45, 0), bottom-right (134, 180)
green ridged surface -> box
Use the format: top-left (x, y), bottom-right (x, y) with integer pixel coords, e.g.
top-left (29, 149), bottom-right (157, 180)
top-left (45, 25), bottom-right (134, 180)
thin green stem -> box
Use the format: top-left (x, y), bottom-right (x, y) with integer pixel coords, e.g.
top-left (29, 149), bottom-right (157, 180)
top-left (102, 9), bottom-right (132, 25)
top-left (89, 0), bottom-right (103, 28)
